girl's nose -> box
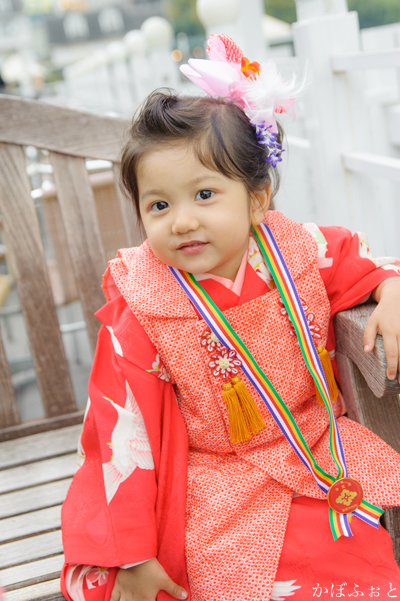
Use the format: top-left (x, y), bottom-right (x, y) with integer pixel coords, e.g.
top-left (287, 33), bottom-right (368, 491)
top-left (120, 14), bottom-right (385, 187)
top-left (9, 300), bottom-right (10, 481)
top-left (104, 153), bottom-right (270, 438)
top-left (171, 208), bottom-right (199, 235)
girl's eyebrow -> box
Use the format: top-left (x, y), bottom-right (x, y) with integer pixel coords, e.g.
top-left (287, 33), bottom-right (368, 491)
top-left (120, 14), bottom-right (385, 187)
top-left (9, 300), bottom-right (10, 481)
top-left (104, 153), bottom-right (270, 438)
top-left (141, 189), bottom-right (164, 201)
top-left (190, 175), bottom-right (221, 185)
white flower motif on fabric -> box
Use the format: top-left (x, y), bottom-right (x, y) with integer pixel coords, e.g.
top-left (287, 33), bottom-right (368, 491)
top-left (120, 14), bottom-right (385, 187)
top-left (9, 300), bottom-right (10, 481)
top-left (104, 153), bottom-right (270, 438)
top-left (271, 580), bottom-right (301, 600)
top-left (146, 353), bottom-right (170, 381)
top-left (357, 232), bottom-right (400, 272)
top-left (86, 567), bottom-right (109, 589)
top-left (302, 223), bottom-right (333, 269)
top-left (102, 381), bottom-right (154, 504)
top-left (106, 326), bottom-right (123, 357)
top-left (248, 236), bottom-right (275, 288)
top-left (77, 397), bottom-right (91, 469)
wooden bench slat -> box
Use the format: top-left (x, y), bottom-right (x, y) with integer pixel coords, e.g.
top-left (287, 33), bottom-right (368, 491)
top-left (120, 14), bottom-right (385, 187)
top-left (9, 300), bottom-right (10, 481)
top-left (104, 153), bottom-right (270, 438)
top-left (0, 454), bottom-right (77, 495)
top-left (0, 94), bottom-right (127, 162)
top-left (1, 554), bottom-right (64, 589)
top-left (41, 196), bottom-right (78, 305)
top-left (50, 152), bottom-right (107, 354)
top-left (0, 328), bottom-right (19, 428)
top-left (0, 425), bottom-right (81, 470)
top-left (0, 412), bottom-right (84, 443)
top-left (0, 505), bottom-right (61, 543)
top-left (4, 577), bottom-right (64, 601)
top-left (0, 142), bottom-right (77, 420)
top-left (336, 352), bottom-right (400, 455)
top-left (0, 479), bottom-right (72, 519)
top-left (336, 351), bottom-right (400, 566)
top-left (0, 531), bottom-right (63, 570)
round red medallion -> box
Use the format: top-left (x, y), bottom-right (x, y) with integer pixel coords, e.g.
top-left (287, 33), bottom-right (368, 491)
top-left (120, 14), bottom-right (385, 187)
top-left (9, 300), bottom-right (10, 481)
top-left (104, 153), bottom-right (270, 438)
top-left (327, 477), bottom-right (363, 514)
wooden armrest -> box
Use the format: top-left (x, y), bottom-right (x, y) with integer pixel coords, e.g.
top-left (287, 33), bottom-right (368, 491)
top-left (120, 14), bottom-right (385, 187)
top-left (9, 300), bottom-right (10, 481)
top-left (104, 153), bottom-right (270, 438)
top-left (334, 303), bottom-right (400, 399)
top-left (335, 305), bottom-right (400, 565)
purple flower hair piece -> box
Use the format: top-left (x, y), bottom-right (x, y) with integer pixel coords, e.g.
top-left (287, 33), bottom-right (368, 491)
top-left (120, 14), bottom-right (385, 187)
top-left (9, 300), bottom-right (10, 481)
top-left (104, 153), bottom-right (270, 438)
top-left (254, 123), bottom-right (285, 169)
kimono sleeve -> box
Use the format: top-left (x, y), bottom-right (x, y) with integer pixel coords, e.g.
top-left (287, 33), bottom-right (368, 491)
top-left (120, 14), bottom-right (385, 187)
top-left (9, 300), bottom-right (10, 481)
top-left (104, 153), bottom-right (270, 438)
top-left (61, 295), bottom-right (175, 568)
top-left (302, 223), bottom-right (400, 317)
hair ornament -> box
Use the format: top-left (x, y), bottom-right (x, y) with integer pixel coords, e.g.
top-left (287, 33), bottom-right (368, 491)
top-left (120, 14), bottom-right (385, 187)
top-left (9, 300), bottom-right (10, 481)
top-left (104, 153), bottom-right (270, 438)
top-left (256, 123), bottom-right (284, 168)
top-left (180, 34), bottom-right (312, 167)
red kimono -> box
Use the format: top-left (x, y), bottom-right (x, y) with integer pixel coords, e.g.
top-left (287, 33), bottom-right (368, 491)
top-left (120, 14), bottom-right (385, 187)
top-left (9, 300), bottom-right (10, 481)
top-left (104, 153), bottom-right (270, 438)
top-left (61, 220), bottom-right (400, 601)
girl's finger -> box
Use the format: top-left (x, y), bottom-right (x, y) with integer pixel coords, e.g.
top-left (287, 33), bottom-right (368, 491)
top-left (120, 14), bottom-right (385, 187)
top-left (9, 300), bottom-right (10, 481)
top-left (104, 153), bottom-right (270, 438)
top-left (363, 314), bottom-right (379, 353)
top-left (398, 338), bottom-right (400, 384)
top-left (161, 576), bottom-right (188, 600)
top-left (382, 332), bottom-right (398, 380)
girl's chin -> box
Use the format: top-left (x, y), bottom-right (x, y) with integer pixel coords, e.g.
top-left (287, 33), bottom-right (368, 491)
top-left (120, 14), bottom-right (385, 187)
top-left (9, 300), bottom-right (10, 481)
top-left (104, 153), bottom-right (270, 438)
top-left (176, 258), bottom-right (218, 275)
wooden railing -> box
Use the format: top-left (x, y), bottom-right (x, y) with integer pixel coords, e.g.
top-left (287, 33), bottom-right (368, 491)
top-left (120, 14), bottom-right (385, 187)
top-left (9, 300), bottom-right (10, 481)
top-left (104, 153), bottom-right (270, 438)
top-left (0, 95), bottom-right (141, 440)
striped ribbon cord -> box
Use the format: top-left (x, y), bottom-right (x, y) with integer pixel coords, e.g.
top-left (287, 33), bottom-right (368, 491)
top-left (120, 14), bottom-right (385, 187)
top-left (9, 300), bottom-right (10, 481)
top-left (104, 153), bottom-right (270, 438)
top-left (168, 222), bottom-right (383, 538)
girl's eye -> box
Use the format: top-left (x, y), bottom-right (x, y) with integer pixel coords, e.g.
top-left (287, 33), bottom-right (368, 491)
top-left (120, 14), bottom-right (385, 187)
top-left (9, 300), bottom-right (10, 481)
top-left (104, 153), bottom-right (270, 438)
top-left (195, 190), bottom-right (214, 201)
top-left (150, 201), bottom-right (169, 212)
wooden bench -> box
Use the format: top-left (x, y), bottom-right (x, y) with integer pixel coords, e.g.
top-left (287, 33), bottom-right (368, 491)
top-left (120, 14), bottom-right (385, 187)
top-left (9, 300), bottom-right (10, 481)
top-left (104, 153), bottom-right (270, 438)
top-left (0, 95), bottom-right (399, 600)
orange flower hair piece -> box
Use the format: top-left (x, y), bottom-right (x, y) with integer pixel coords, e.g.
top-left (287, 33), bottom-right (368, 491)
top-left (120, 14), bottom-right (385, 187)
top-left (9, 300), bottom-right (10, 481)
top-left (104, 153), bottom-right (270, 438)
top-left (241, 57), bottom-right (260, 79)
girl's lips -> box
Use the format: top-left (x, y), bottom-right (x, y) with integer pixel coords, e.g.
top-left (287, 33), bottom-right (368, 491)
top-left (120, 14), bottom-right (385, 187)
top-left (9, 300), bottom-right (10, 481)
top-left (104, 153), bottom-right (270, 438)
top-left (178, 242), bottom-right (208, 255)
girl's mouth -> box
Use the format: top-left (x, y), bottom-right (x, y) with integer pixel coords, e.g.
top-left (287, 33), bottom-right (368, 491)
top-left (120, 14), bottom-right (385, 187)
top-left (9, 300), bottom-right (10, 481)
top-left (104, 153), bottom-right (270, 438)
top-left (177, 241), bottom-right (208, 255)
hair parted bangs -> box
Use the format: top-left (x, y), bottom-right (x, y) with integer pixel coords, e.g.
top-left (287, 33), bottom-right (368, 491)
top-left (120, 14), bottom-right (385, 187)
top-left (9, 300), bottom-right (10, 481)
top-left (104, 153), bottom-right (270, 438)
top-left (120, 90), bottom-right (283, 220)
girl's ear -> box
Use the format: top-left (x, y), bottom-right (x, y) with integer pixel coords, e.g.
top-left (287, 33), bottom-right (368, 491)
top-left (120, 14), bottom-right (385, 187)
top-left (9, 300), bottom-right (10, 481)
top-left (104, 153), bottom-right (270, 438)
top-left (250, 184), bottom-right (271, 226)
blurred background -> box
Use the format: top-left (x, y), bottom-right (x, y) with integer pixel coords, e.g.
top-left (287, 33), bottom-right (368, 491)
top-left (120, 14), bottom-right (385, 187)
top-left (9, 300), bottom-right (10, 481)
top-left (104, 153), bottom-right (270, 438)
top-left (0, 0), bottom-right (398, 111)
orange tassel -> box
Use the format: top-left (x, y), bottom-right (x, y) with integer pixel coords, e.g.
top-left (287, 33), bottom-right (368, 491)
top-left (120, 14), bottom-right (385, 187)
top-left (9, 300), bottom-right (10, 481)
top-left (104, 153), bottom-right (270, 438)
top-left (315, 345), bottom-right (339, 405)
top-left (222, 382), bottom-right (252, 444)
top-left (231, 376), bottom-right (265, 435)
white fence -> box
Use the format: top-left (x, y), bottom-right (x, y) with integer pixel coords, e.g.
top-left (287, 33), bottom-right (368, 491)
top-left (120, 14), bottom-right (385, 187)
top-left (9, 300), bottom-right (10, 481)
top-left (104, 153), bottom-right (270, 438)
top-left (275, 6), bottom-right (400, 259)
top-left (62, 17), bottom-right (181, 117)
top-left (60, 1), bottom-right (400, 258)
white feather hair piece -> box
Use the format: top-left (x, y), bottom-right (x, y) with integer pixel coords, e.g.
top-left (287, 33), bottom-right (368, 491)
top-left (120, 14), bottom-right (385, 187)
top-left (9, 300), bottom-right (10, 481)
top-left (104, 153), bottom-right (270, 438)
top-left (242, 60), bottom-right (313, 128)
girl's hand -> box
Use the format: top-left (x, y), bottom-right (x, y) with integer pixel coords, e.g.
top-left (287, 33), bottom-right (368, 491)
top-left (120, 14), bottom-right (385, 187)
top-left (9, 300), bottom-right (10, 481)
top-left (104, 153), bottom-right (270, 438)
top-left (110, 558), bottom-right (188, 601)
top-left (363, 277), bottom-right (400, 383)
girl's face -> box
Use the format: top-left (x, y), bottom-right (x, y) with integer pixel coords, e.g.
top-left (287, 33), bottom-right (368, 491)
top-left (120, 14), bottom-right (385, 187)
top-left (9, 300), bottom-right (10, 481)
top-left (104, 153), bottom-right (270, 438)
top-left (138, 143), bottom-right (269, 281)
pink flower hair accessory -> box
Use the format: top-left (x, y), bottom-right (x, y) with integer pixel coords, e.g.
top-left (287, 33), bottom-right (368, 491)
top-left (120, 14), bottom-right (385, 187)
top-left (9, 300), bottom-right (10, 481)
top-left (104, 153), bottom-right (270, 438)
top-left (180, 33), bottom-right (312, 167)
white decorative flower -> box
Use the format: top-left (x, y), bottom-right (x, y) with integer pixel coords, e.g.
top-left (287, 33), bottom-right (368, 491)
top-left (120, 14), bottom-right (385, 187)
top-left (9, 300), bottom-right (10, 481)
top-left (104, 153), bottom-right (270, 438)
top-left (201, 329), bottom-right (224, 353)
top-left (209, 347), bottom-right (242, 379)
top-left (279, 297), bottom-right (321, 342)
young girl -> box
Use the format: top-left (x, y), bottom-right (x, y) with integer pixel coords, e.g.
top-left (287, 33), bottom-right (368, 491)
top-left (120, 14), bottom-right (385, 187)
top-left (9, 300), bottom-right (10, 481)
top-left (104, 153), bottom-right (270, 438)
top-left (61, 35), bottom-right (400, 601)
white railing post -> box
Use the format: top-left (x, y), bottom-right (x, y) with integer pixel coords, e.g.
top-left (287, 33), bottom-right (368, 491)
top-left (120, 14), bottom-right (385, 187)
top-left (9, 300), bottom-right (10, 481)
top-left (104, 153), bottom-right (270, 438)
top-left (141, 17), bottom-right (180, 92)
top-left (197, 0), bottom-right (266, 60)
top-left (124, 30), bottom-right (152, 107)
top-left (295, 0), bottom-right (349, 21)
top-left (293, 1), bottom-right (357, 227)
top-left (107, 42), bottom-right (135, 117)
top-left (292, 0), bottom-right (389, 252)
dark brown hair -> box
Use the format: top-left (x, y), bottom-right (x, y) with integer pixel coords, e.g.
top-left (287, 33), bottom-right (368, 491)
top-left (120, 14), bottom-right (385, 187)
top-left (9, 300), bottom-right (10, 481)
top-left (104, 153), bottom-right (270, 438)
top-left (120, 90), bottom-right (283, 219)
